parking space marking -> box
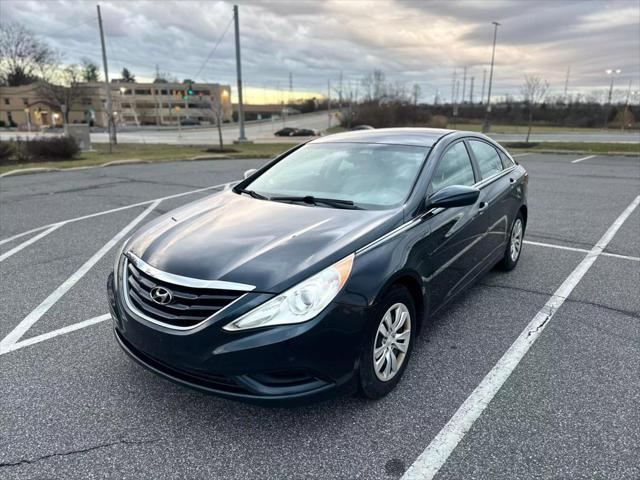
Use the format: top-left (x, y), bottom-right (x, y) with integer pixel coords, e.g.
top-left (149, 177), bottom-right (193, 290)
top-left (0, 224), bottom-right (63, 263)
top-left (0, 181), bottom-right (231, 247)
top-left (402, 194), bottom-right (640, 480)
top-left (571, 154), bottom-right (597, 164)
top-left (524, 240), bottom-right (640, 262)
top-left (1, 314), bottom-right (110, 355)
top-left (0, 200), bottom-right (161, 354)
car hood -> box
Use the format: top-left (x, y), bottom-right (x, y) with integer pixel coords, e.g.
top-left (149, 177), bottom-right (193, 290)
top-left (127, 190), bottom-right (400, 293)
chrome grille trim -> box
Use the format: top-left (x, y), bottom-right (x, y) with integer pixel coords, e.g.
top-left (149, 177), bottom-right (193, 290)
top-left (125, 252), bottom-right (255, 291)
top-left (121, 254), bottom-right (252, 331)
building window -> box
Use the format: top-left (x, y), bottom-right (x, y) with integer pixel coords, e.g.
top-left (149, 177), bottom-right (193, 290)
top-left (135, 89), bottom-right (151, 95)
top-left (22, 98), bottom-right (29, 106)
top-left (2, 98), bottom-right (9, 105)
top-left (82, 97), bottom-right (92, 106)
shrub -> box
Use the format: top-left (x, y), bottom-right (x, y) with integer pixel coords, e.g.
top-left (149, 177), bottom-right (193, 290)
top-left (0, 141), bottom-right (14, 161)
top-left (25, 136), bottom-right (79, 160)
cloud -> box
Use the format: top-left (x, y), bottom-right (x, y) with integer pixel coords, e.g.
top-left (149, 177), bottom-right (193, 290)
top-left (1, 0), bottom-right (638, 102)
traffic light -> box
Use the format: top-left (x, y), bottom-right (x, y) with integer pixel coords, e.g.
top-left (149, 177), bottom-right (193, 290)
top-left (187, 83), bottom-right (194, 96)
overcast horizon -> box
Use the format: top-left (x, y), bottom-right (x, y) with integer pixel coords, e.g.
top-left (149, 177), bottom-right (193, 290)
top-left (1, 0), bottom-right (639, 104)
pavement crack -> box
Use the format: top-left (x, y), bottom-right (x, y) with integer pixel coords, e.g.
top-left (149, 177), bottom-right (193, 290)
top-left (479, 283), bottom-right (640, 320)
top-left (0, 438), bottom-right (158, 469)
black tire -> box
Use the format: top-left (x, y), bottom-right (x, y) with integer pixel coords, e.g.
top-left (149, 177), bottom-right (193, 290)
top-left (498, 212), bottom-right (525, 271)
top-left (359, 285), bottom-right (416, 400)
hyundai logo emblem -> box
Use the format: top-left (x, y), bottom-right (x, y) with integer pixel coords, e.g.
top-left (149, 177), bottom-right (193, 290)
top-left (150, 286), bottom-right (173, 305)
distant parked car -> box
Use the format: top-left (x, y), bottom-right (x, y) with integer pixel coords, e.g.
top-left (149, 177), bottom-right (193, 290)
top-left (180, 118), bottom-right (200, 126)
top-left (290, 128), bottom-right (320, 136)
top-left (275, 127), bottom-right (299, 136)
top-left (351, 125), bottom-right (375, 130)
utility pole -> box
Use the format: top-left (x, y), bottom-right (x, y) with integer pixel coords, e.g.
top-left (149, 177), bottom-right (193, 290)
top-left (462, 66), bottom-right (467, 104)
top-left (563, 66), bottom-right (570, 103)
top-left (481, 69), bottom-right (486, 105)
top-left (622, 79), bottom-right (632, 132)
top-left (482, 21), bottom-right (500, 133)
top-left (451, 68), bottom-right (457, 106)
top-left (327, 79), bottom-right (332, 128)
top-left (97, 5), bottom-right (116, 151)
top-left (470, 76), bottom-right (475, 104)
top-left (233, 5), bottom-right (247, 141)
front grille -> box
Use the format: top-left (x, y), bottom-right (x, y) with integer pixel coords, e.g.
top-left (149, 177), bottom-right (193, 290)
top-left (123, 257), bottom-right (246, 328)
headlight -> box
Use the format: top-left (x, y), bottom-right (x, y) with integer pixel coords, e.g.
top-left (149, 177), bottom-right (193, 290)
top-left (223, 253), bottom-right (354, 331)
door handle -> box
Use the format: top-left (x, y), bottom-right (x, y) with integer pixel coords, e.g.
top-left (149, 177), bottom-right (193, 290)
top-left (509, 178), bottom-right (515, 183)
top-left (478, 201), bottom-right (489, 213)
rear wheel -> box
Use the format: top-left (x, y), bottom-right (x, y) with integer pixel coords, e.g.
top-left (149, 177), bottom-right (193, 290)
top-left (498, 212), bottom-right (524, 271)
top-left (359, 285), bottom-right (416, 399)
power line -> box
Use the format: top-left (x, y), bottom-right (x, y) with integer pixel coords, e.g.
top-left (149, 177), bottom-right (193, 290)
top-left (193, 15), bottom-right (234, 80)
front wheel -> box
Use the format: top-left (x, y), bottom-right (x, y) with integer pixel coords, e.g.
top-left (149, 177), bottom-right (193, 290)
top-left (498, 212), bottom-right (524, 271)
top-left (359, 285), bottom-right (416, 400)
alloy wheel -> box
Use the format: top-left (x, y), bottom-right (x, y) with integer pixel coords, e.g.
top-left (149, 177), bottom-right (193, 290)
top-left (373, 302), bottom-right (411, 382)
top-left (510, 218), bottom-right (523, 262)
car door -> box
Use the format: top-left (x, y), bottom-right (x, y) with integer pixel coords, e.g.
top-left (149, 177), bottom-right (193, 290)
top-left (417, 140), bottom-right (490, 310)
top-left (466, 139), bottom-right (515, 258)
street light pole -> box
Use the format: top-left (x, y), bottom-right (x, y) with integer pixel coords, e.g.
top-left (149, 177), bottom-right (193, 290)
top-left (604, 68), bottom-right (621, 128)
top-left (482, 21), bottom-right (500, 133)
top-left (233, 4), bottom-right (247, 141)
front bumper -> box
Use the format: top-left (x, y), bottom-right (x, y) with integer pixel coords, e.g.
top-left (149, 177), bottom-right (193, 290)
top-left (108, 273), bottom-right (368, 406)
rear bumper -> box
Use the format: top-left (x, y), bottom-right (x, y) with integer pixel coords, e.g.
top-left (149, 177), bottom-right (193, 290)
top-left (108, 273), bottom-right (367, 406)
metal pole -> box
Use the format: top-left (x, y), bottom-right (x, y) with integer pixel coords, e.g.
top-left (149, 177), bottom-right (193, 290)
top-left (233, 5), bottom-right (246, 141)
top-left (482, 21), bottom-right (500, 133)
top-left (621, 79), bottom-right (631, 132)
top-left (461, 66), bottom-right (467, 104)
top-left (97, 5), bottom-right (116, 151)
top-left (470, 76), bottom-right (475, 104)
top-left (327, 79), bottom-right (332, 128)
top-left (481, 69), bottom-right (486, 105)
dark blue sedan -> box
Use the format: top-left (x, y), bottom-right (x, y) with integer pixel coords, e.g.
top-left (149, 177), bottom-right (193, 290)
top-left (108, 128), bottom-right (528, 405)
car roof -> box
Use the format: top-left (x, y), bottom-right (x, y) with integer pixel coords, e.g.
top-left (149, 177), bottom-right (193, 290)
top-left (310, 127), bottom-right (458, 147)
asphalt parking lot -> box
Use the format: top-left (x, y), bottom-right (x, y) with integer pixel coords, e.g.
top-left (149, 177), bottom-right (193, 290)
top-left (1, 152), bottom-right (639, 479)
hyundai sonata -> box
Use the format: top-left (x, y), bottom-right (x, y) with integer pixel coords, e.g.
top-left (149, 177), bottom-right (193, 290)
top-left (107, 128), bottom-right (528, 405)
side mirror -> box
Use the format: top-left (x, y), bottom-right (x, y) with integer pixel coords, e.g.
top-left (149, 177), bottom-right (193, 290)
top-left (427, 185), bottom-right (480, 209)
top-left (243, 168), bottom-right (257, 179)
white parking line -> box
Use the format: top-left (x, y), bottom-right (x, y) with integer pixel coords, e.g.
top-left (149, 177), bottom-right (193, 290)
top-left (0, 314), bottom-right (111, 355)
top-left (402, 194), bottom-right (640, 480)
top-left (0, 200), bottom-right (161, 354)
top-left (0, 181), bottom-right (231, 247)
top-left (524, 240), bottom-right (640, 262)
top-left (571, 154), bottom-right (597, 164)
top-left (0, 224), bottom-right (63, 263)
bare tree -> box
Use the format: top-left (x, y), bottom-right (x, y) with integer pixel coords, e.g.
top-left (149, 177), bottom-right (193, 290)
top-left (521, 74), bottom-right (549, 143)
top-left (81, 58), bottom-right (100, 82)
top-left (211, 89), bottom-right (226, 151)
top-left (37, 65), bottom-right (84, 124)
top-left (0, 22), bottom-right (57, 86)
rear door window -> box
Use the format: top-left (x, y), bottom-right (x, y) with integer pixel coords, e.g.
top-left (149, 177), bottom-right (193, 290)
top-left (468, 140), bottom-right (503, 179)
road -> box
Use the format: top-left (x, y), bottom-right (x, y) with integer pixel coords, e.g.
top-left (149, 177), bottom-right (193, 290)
top-left (1, 153), bottom-right (639, 479)
top-left (2, 110), bottom-right (639, 144)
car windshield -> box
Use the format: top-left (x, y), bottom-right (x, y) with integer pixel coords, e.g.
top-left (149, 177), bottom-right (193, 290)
top-left (245, 142), bottom-right (429, 209)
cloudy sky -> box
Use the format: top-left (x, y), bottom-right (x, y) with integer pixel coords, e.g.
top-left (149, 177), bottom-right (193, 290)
top-left (2, 0), bottom-right (639, 103)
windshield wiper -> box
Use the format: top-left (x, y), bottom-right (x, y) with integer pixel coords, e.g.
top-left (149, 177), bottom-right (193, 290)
top-left (269, 195), bottom-right (363, 210)
top-left (236, 188), bottom-right (269, 200)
